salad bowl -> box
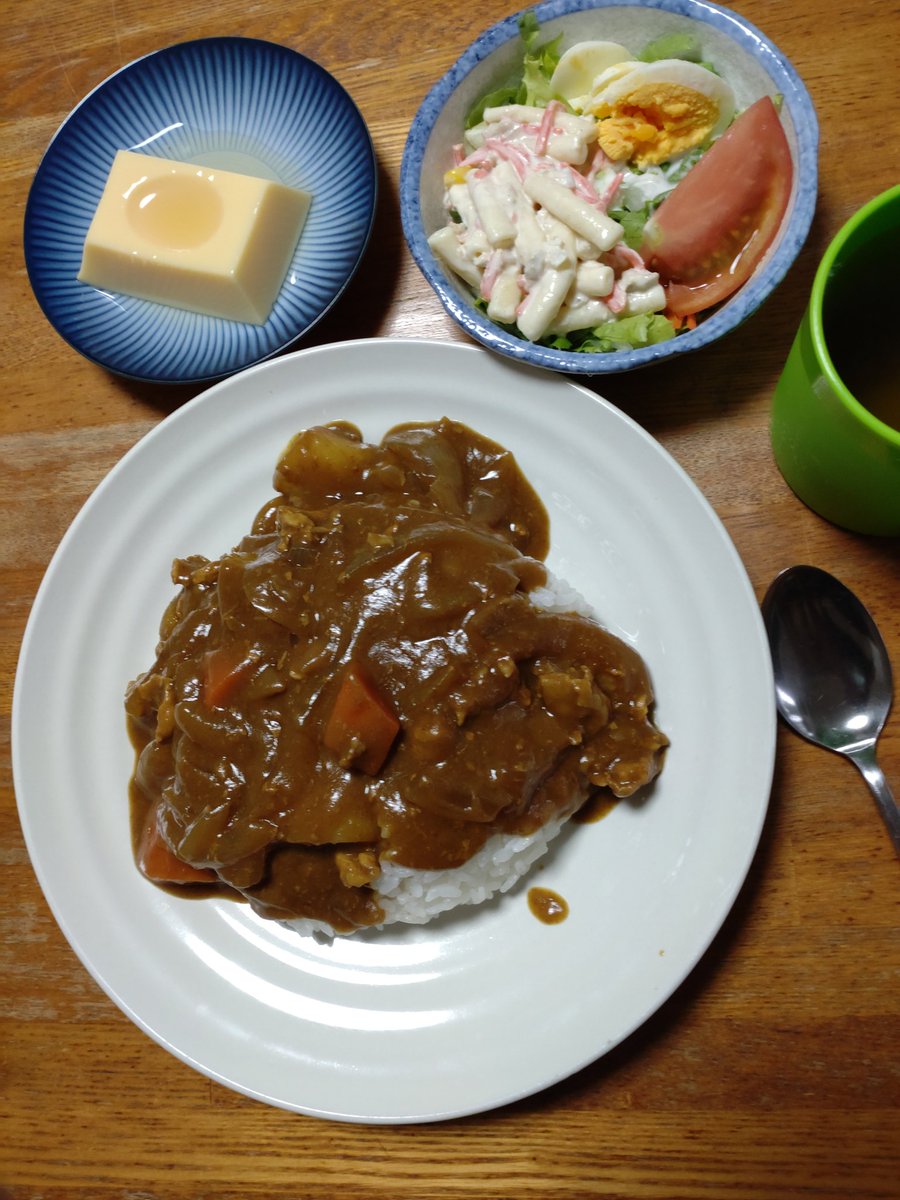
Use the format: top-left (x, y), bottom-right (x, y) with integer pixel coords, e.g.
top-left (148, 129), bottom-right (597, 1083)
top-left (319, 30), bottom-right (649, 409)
top-left (400, 0), bottom-right (819, 374)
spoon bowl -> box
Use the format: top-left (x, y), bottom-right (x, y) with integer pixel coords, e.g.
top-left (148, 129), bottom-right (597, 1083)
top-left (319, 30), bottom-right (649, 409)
top-left (762, 564), bottom-right (900, 852)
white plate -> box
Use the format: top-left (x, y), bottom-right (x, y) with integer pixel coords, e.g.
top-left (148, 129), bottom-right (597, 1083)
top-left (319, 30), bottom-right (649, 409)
top-left (13, 339), bottom-right (775, 1123)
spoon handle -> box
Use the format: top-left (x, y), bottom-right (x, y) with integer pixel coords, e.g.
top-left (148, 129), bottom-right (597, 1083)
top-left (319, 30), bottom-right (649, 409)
top-left (846, 746), bottom-right (900, 855)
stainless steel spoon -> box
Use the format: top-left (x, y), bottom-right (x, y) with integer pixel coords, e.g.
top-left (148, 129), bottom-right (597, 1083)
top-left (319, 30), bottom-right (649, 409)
top-left (762, 564), bottom-right (900, 853)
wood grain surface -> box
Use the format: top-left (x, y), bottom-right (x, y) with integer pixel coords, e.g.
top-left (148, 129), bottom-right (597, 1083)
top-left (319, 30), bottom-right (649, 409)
top-left (2, 1), bottom-right (898, 1196)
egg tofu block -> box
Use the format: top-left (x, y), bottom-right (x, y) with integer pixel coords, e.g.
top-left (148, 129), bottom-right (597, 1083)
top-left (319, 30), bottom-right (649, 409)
top-left (78, 150), bottom-right (312, 324)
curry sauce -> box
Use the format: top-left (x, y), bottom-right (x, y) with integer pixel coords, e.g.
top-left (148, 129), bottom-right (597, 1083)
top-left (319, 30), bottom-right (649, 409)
top-left (125, 419), bottom-right (667, 933)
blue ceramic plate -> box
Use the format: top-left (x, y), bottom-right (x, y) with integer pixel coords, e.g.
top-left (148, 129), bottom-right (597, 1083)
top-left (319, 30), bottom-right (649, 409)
top-left (24, 37), bottom-right (377, 384)
top-left (401, 0), bottom-right (819, 375)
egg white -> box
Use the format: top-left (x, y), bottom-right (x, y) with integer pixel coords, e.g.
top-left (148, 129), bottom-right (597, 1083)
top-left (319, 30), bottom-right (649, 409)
top-left (548, 41), bottom-right (632, 107)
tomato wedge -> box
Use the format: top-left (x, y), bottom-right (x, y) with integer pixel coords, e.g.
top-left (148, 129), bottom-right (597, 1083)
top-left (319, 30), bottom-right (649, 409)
top-left (640, 96), bottom-right (794, 317)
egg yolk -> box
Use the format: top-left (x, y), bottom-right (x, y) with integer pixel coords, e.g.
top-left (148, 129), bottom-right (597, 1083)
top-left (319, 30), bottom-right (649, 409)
top-left (593, 82), bottom-right (719, 166)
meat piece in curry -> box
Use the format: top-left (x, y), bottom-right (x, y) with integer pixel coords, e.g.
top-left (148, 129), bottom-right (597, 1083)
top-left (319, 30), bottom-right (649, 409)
top-left (125, 419), bottom-right (667, 933)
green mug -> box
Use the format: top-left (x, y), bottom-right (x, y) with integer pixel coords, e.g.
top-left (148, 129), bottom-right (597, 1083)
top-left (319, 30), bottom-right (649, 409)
top-left (771, 184), bottom-right (900, 536)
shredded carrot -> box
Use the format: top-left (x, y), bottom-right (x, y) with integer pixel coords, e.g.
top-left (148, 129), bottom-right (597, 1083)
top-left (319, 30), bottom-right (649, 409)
top-left (665, 309), bottom-right (698, 331)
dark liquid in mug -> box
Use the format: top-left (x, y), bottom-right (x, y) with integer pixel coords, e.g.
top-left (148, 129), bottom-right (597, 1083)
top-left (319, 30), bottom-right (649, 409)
top-left (823, 227), bottom-right (900, 432)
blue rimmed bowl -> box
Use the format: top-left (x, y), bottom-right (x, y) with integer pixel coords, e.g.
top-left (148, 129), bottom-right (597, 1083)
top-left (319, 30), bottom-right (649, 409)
top-left (400, 0), bottom-right (819, 375)
top-left (24, 37), bottom-right (377, 385)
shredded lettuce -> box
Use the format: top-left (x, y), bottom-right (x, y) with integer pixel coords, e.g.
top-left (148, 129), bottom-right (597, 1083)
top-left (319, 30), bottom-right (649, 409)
top-left (638, 32), bottom-right (717, 73)
top-left (638, 32), bottom-right (704, 63)
top-left (663, 143), bottom-right (707, 182)
top-left (465, 12), bottom-right (561, 127)
top-left (519, 11), bottom-right (563, 106)
top-left (608, 143), bottom-right (708, 247)
top-left (609, 205), bottom-right (652, 250)
top-left (473, 304), bottom-right (677, 354)
top-left (548, 313), bottom-right (676, 353)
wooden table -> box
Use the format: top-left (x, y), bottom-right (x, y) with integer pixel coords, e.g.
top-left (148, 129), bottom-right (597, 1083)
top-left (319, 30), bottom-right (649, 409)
top-left (2, 0), bottom-right (898, 1195)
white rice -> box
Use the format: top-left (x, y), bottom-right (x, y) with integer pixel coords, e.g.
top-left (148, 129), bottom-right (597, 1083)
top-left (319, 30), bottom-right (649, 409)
top-left (283, 816), bottom-right (567, 941)
top-left (528, 574), bottom-right (595, 620)
top-left (375, 814), bottom-right (567, 922)
top-left (284, 570), bottom-right (595, 940)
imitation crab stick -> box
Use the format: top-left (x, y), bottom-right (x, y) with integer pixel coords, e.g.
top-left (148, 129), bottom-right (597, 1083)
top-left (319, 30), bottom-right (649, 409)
top-left (535, 99), bottom-right (563, 155)
top-left (323, 661), bottom-right (400, 775)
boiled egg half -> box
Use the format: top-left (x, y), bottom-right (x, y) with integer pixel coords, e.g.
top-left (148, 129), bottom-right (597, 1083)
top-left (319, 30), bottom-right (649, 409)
top-left (587, 59), bottom-right (736, 166)
top-left (548, 40), bottom-right (632, 109)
